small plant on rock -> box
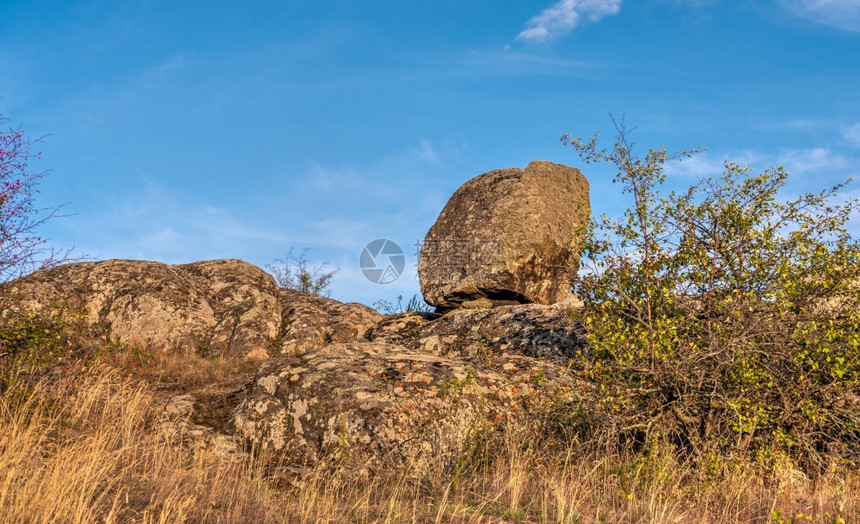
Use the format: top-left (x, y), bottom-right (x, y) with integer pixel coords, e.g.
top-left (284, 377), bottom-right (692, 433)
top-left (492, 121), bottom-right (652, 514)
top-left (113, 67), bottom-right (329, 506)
top-left (373, 293), bottom-right (433, 315)
top-left (265, 247), bottom-right (339, 297)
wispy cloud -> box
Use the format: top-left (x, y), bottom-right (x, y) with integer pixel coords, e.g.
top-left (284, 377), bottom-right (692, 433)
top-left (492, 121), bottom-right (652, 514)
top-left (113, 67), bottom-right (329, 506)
top-left (667, 0), bottom-right (718, 6)
top-left (417, 139), bottom-right (440, 164)
top-left (777, 118), bottom-right (834, 131)
top-left (663, 153), bottom-right (725, 178)
top-left (516, 0), bottom-right (623, 44)
top-left (843, 122), bottom-right (860, 147)
top-left (763, 118), bottom-right (860, 148)
top-left (664, 150), bottom-right (767, 178)
top-left (778, 147), bottom-right (848, 174)
top-left (64, 179), bottom-right (297, 263)
top-left (664, 147), bottom-right (850, 178)
top-left (462, 49), bottom-right (602, 77)
top-left (776, 0), bottom-right (860, 32)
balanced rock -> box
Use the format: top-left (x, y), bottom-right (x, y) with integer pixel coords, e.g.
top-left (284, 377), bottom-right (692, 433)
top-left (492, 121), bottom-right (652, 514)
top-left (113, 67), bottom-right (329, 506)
top-left (418, 161), bottom-right (590, 310)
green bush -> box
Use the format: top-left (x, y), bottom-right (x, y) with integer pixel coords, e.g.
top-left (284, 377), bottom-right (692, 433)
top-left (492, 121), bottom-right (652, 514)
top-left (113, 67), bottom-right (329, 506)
top-left (0, 310), bottom-right (72, 366)
top-left (0, 300), bottom-right (93, 396)
top-left (563, 120), bottom-right (860, 471)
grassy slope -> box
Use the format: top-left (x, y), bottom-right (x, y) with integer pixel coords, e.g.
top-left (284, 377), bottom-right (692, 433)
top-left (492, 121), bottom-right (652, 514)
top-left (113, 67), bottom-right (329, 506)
top-left (0, 341), bottom-right (857, 524)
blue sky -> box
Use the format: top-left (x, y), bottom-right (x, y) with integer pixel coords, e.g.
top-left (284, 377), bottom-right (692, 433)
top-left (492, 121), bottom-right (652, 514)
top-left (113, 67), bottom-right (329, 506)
top-left (2, 0), bottom-right (859, 306)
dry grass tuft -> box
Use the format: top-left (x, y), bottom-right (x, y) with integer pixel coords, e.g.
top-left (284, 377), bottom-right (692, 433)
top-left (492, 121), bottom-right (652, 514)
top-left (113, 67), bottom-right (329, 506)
top-left (0, 354), bottom-right (857, 523)
top-left (0, 361), bottom-right (281, 522)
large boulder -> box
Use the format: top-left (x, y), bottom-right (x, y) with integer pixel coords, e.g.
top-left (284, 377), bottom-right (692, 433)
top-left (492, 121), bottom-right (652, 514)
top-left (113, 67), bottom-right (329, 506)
top-left (178, 260), bottom-right (282, 358)
top-left (418, 161), bottom-right (590, 310)
top-left (0, 259), bottom-right (380, 359)
top-left (1, 259), bottom-right (225, 353)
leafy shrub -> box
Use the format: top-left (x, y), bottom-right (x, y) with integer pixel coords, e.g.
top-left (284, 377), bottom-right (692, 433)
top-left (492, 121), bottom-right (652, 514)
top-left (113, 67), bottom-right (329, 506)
top-left (0, 311), bottom-right (67, 361)
top-left (563, 119), bottom-right (860, 471)
top-left (265, 247), bottom-right (339, 297)
top-left (0, 303), bottom-right (92, 399)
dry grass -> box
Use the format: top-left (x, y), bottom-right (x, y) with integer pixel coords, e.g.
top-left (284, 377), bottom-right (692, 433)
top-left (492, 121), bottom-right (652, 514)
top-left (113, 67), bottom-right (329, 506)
top-left (0, 355), bottom-right (857, 523)
top-left (91, 342), bottom-right (261, 390)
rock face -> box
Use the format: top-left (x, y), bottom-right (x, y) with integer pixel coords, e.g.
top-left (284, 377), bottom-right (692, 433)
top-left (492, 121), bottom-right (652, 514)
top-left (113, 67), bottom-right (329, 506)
top-left (233, 298), bottom-right (587, 466)
top-left (363, 312), bottom-right (431, 346)
top-left (402, 301), bottom-right (587, 359)
top-left (277, 289), bottom-right (382, 356)
top-left (0, 259), bottom-right (380, 359)
top-left (179, 260), bottom-right (282, 359)
top-left (418, 161), bottom-right (590, 311)
top-left (364, 301), bottom-right (586, 360)
top-left (2, 259), bottom-right (228, 353)
top-left (231, 341), bottom-right (578, 470)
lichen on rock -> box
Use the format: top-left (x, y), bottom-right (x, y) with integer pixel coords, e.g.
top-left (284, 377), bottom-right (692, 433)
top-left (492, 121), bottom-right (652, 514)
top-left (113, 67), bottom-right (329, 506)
top-left (231, 341), bottom-right (579, 470)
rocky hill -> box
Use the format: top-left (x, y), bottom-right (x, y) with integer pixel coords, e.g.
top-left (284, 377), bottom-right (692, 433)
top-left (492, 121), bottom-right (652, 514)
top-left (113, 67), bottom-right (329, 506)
top-left (1, 160), bottom-right (591, 470)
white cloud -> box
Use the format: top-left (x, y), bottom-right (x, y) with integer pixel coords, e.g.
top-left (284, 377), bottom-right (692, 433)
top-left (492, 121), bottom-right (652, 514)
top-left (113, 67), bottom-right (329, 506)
top-left (516, 0), bottom-right (623, 43)
top-left (778, 118), bottom-right (834, 131)
top-left (777, 147), bottom-right (848, 174)
top-left (777, 0), bottom-right (860, 32)
top-left (663, 147), bottom-right (852, 179)
top-left (664, 150), bottom-right (768, 178)
top-left (663, 153), bottom-right (725, 178)
top-left (843, 122), bottom-right (860, 146)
